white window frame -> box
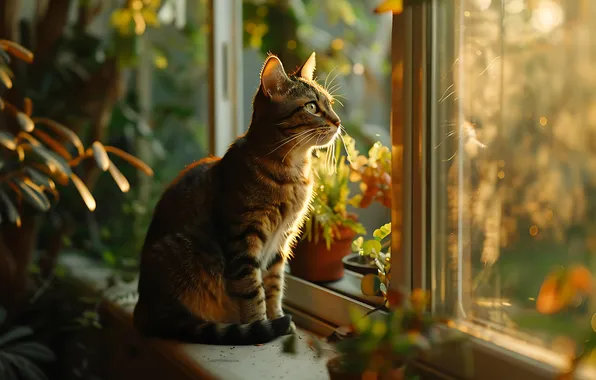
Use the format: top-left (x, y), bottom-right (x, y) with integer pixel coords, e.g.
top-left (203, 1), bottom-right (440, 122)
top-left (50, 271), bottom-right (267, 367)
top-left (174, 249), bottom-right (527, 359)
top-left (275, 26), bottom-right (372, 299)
top-left (208, 0), bottom-right (244, 157)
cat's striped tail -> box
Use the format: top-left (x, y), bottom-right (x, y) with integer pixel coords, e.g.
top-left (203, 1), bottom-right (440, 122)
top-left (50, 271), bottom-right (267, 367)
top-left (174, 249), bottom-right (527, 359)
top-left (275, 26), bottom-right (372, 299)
top-left (181, 317), bottom-right (294, 345)
top-left (133, 302), bottom-right (294, 345)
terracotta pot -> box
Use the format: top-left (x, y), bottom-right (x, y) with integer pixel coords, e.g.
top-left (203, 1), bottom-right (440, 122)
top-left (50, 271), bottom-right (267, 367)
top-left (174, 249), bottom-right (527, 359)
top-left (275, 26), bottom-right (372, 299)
top-left (289, 221), bottom-right (358, 283)
top-left (326, 357), bottom-right (406, 380)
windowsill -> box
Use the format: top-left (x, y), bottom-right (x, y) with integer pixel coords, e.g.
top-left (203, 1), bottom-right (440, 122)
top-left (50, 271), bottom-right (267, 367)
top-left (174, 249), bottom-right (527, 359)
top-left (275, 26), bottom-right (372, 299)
top-left (59, 253), bottom-right (335, 380)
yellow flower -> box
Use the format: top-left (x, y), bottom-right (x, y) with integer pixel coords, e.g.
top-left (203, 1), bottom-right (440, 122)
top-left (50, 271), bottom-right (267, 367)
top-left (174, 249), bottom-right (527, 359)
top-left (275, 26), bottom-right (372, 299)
top-left (111, 9), bottom-right (133, 35)
top-left (374, 0), bottom-right (404, 14)
top-left (111, 0), bottom-right (161, 36)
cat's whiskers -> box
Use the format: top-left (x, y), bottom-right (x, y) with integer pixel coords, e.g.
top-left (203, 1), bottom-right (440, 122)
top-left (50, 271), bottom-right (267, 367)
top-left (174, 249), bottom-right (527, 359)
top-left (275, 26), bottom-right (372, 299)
top-left (338, 126), bottom-right (353, 165)
top-left (324, 65), bottom-right (340, 90)
top-left (332, 98), bottom-right (345, 107)
top-left (326, 70), bottom-right (342, 94)
top-left (281, 130), bottom-right (320, 163)
top-left (267, 129), bottom-right (314, 155)
top-left (327, 83), bottom-right (341, 93)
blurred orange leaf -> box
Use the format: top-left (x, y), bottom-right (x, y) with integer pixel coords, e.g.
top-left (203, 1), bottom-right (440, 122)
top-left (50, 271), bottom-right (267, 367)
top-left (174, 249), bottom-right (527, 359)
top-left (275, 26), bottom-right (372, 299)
top-left (0, 40), bottom-right (34, 63)
top-left (32, 129), bottom-right (73, 160)
top-left (70, 173), bottom-right (96, 211)
top-left (33, 117), bottom-right (85, 156)
top-left (104, 145), bottom-right (153, 176)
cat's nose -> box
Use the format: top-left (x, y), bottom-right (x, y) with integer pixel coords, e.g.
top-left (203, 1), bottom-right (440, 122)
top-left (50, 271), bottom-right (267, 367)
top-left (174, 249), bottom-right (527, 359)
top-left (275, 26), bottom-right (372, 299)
top-left (328, 110), bottom-right (341, 127)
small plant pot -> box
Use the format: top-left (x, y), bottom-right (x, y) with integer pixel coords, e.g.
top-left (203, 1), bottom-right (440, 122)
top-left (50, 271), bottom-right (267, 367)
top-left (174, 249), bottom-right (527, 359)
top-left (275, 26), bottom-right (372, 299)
top-left (342, 253), bottom-right (378, 276)
top-left (290, 223), bottom-right (357, 283)
top-left (326, 357), bottom-right (406, 380)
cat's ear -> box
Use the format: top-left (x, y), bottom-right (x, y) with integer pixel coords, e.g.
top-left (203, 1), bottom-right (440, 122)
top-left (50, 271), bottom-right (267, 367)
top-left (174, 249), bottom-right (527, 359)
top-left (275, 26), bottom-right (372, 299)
top-left (260, 55), bottom-right (290, 97)
top-left (298, 52), bottom-right (316, 81)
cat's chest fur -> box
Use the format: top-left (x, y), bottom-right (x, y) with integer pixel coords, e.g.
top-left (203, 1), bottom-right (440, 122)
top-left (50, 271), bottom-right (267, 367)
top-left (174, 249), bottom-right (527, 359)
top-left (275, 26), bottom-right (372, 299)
top-left (260, 180), bottom-right (313, 265)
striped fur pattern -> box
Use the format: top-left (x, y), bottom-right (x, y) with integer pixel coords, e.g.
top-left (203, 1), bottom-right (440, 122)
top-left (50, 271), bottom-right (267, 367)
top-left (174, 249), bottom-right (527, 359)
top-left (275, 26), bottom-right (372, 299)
top-left (133, 52), bottom-right (342, 345)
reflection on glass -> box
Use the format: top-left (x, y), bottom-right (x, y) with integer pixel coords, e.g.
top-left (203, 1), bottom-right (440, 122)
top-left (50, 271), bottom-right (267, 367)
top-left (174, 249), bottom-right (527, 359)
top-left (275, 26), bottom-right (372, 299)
top-left (432, 0), bottom-right (596, 353)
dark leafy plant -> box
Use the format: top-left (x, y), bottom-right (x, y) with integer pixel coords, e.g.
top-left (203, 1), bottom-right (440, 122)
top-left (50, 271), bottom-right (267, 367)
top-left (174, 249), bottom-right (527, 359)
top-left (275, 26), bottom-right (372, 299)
top-left (0, 36), bottom-right (153, 314)
top-left (0, 39), bottom-right (152, 227)
top-left (0, 306), bottom-right (55, 380)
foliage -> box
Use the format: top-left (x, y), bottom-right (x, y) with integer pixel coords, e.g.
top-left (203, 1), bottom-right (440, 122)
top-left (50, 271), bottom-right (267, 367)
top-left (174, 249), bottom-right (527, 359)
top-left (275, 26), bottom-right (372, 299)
top-left (111, 0), bottom-right (162, 37)
top-left (334, 288), bottom-right (465, 377)
top-left (0, 40), bottom-right (153, 226)
top-left (0, 306), bottom-right (55, 380)
top-left (303, 135), bottom-right (392, 249)
top-left (90, 5), bottom-right (210, 270)
top-left (349, 140), bottom-right (392, 209)
top-left (303, 135), bottom-right (364, 249)
top-left (353, 222), bottom-right (392, 299)
top-left (282, 288), bottom-right (468, 378)
top-left (526, 265), bottom-right (596, 379)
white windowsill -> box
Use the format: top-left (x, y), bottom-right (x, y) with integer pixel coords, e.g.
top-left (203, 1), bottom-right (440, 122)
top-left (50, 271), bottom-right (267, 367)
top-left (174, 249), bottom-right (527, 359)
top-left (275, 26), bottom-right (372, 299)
top-left (59, 253), bottom-right (335, 380)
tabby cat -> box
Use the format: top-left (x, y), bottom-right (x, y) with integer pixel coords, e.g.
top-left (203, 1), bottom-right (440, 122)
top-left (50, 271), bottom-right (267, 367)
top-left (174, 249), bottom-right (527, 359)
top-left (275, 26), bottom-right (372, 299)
top-left (133, 52), bottom-right (342, 345)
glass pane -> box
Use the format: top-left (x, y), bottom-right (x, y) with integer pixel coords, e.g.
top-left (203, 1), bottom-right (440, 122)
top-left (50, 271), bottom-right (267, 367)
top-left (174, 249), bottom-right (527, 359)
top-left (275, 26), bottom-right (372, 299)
top-left (431, 0), bottom-right (596, 354)
top-left (242, 1), bottom-right (392, 304)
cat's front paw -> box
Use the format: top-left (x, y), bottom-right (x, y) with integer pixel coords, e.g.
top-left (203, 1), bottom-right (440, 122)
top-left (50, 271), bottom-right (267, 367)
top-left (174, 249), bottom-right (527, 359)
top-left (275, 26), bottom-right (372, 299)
top-left (270, 315), bottom-right (294, 336)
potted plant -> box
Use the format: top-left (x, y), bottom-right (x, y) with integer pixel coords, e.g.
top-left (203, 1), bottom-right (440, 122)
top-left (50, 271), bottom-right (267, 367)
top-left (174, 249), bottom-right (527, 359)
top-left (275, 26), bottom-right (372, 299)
top-left (282, 288), bottom-right (469, 380)
top-left (289, 135), bottom-right (366, 283)
top-left (342, 141), bottom-right (392, 276)
top-left (353, 223), bottom-right (393, 298)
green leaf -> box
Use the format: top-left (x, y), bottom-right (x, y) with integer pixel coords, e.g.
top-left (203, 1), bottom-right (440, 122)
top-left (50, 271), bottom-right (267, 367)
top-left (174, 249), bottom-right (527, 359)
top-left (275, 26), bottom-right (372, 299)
top-left (0, 326), bottom-right (33, 347)
top-left (5, 342), bottom-right (55, 363)
top-left (373, 223), bottom-right (392, 240)
top-left (5, 355), bottom-right (48, 380)
top-left (102, 251), bottom-right (116, 266)
top-left (349, 307), bottom-right (370, 333)
top-left (13, 179), bottom-right (51, 212)
top-left (363, 239), bottom-right (382, 257)
top-left (24, 168), bottom-right (54, 189)
top-left (28, 144), bottom-right (72, 180)
top-left (0, 356), bottom-right (19, 380)
top-left (351, 236), bottom-right (363, 252)
top-left (0, 189), bottom-right (20, 225)
top-left (82, 310), bottom-right (98, 320)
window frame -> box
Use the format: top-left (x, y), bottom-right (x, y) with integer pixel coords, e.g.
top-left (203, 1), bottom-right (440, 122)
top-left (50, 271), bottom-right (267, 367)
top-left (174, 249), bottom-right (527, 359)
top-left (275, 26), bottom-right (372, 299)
top-left (409, 1), bottom-right (595, 379)
top-left (209, 2), bottom-right (594, 379)
top-left (208, 0), bottom-right (244, 157)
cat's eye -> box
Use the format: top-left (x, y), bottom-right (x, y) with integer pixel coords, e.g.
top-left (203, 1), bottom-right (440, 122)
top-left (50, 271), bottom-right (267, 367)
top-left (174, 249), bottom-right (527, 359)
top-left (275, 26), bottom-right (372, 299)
top-left (304, 102), bottom-right (319, 115)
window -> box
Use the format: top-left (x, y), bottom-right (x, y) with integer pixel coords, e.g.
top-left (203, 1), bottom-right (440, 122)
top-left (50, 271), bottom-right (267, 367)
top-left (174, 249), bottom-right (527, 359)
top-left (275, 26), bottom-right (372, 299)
top-left (422, 0), bottom-right (596, 378)
top-left (212, 0), bottom-right (596, 377)
top-left (91, 0), bottom-right (211, 267)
